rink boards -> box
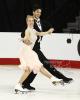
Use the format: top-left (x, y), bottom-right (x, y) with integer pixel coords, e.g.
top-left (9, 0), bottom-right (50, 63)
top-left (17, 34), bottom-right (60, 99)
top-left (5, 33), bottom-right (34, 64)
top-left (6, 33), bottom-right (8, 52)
top-left (0, 33), bottom-right (80, 68)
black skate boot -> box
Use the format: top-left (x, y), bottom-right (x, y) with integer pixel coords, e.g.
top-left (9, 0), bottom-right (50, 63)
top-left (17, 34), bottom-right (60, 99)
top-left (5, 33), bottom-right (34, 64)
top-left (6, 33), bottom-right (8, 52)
top-left (63, 78), bottom-right (73, 83)
top-left (22, 84), bottom-right (35, 90)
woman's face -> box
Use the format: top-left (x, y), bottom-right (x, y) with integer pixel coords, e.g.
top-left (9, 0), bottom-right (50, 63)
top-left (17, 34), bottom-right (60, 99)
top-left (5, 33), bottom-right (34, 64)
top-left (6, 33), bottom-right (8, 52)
top-left (27, 17), bottom-right (34, 28)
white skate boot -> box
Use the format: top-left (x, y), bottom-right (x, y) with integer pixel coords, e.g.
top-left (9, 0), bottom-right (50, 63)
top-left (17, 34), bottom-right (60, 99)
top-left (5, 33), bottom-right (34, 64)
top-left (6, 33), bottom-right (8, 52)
top-left (51, 77), bottom-right (64, 86)
top-left (14, 83), bottom-right (29, 94)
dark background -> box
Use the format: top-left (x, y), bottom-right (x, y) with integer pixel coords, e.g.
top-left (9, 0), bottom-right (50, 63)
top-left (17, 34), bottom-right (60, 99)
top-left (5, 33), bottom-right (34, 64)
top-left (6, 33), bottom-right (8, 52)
top-left (0, 0), bottom-right (80, 32)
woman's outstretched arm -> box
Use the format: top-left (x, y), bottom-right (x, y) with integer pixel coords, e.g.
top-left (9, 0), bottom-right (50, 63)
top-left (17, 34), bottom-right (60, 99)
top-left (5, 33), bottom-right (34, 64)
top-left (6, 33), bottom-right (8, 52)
top-left (36, 28), bottom-right (54, 36)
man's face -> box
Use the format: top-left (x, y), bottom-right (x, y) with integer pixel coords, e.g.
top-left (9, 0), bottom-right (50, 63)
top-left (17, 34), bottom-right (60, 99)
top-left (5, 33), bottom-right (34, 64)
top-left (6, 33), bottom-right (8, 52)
top-left (33, 9), bottom-right (42, 19)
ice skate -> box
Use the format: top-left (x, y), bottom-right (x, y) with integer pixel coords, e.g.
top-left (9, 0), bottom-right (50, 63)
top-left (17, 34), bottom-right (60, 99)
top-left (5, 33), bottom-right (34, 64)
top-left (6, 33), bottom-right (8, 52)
top-left (51, 77), bottom-right (64, 86)
top-left (14, 83), bottom-right (29, 94)
top-left (63, 78), bottom-right (73, 84)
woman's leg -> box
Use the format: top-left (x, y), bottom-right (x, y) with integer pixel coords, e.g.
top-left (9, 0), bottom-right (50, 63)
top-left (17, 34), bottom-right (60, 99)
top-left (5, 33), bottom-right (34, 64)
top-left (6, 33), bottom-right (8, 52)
top-left (40, 66), bottom-right (52, 79)
top-left (15, 68), bottom-right (32, 92)
top-left (40, 66), bottom-right (62, 83)
top-left (18, 68), bottom-right (31, 84)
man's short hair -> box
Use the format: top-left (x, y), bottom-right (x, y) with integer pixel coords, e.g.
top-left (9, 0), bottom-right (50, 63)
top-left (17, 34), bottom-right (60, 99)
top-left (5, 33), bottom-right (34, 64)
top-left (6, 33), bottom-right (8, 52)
top-left (32, 5), bottom-right (42, 12)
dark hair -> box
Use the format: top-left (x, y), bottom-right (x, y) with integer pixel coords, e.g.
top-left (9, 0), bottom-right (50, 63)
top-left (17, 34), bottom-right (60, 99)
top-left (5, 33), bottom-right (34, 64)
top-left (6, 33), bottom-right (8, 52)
top-left (32, 5), bottom-right (42, 12)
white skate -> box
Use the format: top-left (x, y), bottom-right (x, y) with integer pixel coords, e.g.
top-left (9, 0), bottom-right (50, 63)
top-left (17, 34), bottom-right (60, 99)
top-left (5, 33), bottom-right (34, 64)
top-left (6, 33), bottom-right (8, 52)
top-left (51, 77), bottom-right (64, 86)
top-left (14, 83), bottom-right (29, 94)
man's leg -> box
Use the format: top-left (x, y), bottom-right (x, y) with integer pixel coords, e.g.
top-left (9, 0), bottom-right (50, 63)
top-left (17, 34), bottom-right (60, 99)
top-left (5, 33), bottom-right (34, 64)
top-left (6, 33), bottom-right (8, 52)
top-left (36, 50), bottom-right (73, 83)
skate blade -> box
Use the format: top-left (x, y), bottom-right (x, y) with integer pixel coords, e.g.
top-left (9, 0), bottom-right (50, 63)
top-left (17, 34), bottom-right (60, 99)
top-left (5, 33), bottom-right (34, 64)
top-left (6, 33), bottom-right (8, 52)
top-left (52, 80), bottom-right (64, 86)
top-left (14, 89), bottom-right (30, 94)
top-left (14, 89), bottom-right (34, 94)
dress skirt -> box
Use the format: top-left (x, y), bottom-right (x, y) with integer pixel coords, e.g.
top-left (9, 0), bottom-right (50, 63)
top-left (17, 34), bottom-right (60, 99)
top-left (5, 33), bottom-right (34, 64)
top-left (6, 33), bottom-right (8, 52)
top-left (19, 44), bottom-right (43, 74)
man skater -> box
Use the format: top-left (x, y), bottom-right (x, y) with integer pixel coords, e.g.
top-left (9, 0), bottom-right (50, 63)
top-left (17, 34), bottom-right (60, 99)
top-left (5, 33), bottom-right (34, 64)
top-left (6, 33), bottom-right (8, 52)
top-left (21, 5), bottom-right (73, 90)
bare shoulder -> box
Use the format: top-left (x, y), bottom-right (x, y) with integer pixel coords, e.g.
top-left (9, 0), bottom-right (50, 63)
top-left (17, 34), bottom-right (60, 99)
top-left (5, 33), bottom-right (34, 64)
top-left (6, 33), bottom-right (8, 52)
top-left (33, 28), bottom-right (37, 32)
top-left (33, 29), bottom-right (38, 35)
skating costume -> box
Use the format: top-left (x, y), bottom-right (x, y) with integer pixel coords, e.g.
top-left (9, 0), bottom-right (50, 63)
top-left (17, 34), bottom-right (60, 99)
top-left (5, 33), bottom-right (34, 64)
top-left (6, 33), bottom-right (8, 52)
top-left (19, 27), bottom-right (43, 74)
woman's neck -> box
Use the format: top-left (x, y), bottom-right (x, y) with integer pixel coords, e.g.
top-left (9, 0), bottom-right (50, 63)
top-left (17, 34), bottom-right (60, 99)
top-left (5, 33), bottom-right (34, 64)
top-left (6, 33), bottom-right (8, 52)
top-left (27, 26), bottom-right (33, 29)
